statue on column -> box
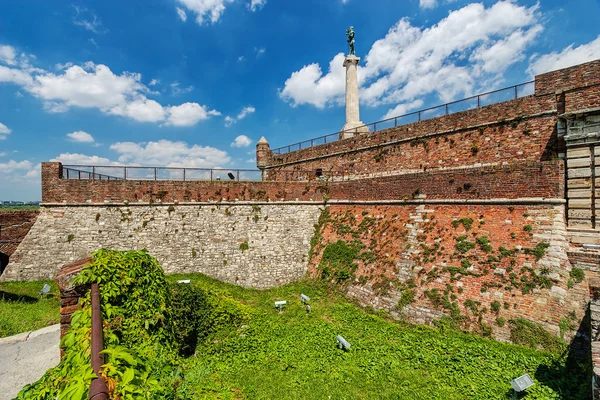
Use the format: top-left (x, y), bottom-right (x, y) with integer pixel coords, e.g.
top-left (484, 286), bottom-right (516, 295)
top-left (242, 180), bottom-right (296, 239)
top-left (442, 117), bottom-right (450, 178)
top-left (346, 26), bottom-right (355, 56)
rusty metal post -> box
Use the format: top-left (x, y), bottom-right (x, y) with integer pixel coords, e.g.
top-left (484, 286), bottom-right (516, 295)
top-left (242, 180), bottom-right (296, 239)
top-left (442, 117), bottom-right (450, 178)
top-left (89, 283), bottom-right (109, 400)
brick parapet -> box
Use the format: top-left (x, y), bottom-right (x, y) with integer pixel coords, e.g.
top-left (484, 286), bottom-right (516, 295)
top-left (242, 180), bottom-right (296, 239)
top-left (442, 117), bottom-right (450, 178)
top-left (0, 210), bottom-right (39, 257)
top-left (42, 161), bottom-right (564, 205)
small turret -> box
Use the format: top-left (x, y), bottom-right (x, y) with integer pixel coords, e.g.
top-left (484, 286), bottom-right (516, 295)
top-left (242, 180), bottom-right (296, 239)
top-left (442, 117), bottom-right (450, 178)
top-left (256, 136), bottom-right (272, 169)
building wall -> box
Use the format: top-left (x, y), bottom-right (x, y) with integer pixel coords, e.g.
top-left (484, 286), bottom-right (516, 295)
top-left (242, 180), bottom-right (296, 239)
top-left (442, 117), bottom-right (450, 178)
top-left (2, 204), bottom-right (321, 287)
top-left (0, 210), bottom-right (39, 257)
top-left (308, 203), bottom-right (589, 342)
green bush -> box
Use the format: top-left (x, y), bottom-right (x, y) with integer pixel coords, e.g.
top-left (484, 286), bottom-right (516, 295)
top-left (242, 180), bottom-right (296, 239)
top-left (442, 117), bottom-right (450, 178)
top-left (170, 283), bottom-right (211, 356)
top-left (570, 267), bottom-right (585, 283)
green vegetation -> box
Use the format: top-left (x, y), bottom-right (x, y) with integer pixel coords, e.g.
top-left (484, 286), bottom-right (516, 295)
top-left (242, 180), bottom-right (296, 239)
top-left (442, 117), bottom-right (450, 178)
top-left (452, 218), bottom-right (474, 230)
top-left (455, 235), bottom-right (476, 253)
top-left (239, 241), bottom-right (249, 252)
top-left (11, 251), bottom-right (589, 399)
top-left (570, 267), bottom-right (585, 283)
top-left (509, 318), bottom-right (564, 352)
top-left (0, 280), bottom-right (59, 337)
top-left (0, 204), bottom-right (40, 211)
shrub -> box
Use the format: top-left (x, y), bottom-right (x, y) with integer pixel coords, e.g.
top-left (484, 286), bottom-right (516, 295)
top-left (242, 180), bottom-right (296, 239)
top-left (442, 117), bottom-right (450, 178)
top-left (170, 283), bottom-right (212, 356)
top-left (490, 301), bottom-right (501, 313)
top-left (476, 236), bottom-right (492, 252)
top-left (570, 267), bottom-right (585, 283)
top-left (239, 241), bottom-right (249, 252)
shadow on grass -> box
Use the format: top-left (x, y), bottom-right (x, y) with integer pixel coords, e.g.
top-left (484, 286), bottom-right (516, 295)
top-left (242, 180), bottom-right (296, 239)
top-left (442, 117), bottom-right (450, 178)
top-left (0, 290), bottom-right (39, 303)
top-left (532, 306), bottom-right (592, 400)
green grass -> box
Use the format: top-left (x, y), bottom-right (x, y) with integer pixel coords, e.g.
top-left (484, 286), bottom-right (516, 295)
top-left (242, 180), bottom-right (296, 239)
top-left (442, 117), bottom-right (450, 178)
top-left (0, 279), bottom-right (60, 337)
top-left (166, 273), bottom-right (588, 399)
top-left (0, 205), bottom-right (40, 211)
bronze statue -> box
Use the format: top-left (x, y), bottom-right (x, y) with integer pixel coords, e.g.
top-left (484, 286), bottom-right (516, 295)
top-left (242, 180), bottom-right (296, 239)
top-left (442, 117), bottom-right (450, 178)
top-left (346, 26), bottom-right (355, 56)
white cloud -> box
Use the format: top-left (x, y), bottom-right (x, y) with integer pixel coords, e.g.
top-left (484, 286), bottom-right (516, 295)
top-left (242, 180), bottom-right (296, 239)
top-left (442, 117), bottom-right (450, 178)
top-left (224, 106), bottom-right (255, 126)
top-left (0, 54), bottom-right (219, 126)
top-left (72, 6), bottom-right (106, 34)
top-left (249, 0), bottom-right (266, 11)
top-left (176, 0), bottom-right (232, 25)
top-left (110, 139), bottom-right (230, 167)
top-left (149, 78), bottom-right (160, 86)
top-left (237, 56), bottom-right (246, 62)
top-left (0, 122), bottom-right (11, 140)
top-left (0, 159), bottom-right (32, 172)
top-left (0, 45), bottom-right (17, 66)
top-left (340, 0), bottom-right (350, 4)
top-left (171, 81), bottom-right (194, 95)
top-left (0, 152), bottom-right (6, 157)
top-left (420, 0), bottom-right (437, 9)
top-left (89, 38), bottom-right (98, 47)
top-left (279, 53), bottom-right (347, 108)
top-left (109, 98), bottom-right (166, 122)
top-left (51, 153), bottom-right (114, 165)
top-left (382, 99), bottom-right (424, 120)
top-left (176, 7), bottom-right (188, 22)
top-left (66, 131), bottom-right (95, 143)
top-left (255, 47), bottom-right (266, 57)
top-left (164, 102), bottom-right (221, 126)
top-left (231, 135), bottom-right (252, 147)
top-left (528, 35), bottom-right (600, 76)
top-left (280, 1), bottom-right (542, 117)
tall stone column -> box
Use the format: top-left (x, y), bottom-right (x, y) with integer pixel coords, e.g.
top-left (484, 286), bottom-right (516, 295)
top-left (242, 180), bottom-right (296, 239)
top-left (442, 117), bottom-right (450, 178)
top-left (341, 55), bottom-right (369, 139)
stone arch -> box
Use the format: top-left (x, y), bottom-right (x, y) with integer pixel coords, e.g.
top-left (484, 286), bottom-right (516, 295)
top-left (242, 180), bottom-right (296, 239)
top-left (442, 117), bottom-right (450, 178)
top-left (0, 252), bottom-right (8, 276)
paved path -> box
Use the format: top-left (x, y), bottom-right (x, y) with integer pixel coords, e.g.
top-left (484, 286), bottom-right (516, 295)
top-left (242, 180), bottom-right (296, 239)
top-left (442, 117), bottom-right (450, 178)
top-left (0, 324), bottom-right (60, 400)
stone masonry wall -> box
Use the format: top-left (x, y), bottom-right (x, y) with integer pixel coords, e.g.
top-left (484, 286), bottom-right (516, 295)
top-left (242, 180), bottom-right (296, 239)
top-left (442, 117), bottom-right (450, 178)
top-left (2, 204), bottom-right (321, 287)
top-left (308, 204), bottom-right (590, 343)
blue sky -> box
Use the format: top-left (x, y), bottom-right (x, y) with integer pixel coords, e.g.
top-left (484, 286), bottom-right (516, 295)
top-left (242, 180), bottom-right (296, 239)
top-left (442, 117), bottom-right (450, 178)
top-left (1, 0), bottom-right (599, 201)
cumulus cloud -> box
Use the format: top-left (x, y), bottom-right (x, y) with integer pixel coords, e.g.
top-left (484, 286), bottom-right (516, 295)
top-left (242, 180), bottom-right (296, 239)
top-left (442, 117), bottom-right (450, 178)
top-left (280, 1), bottom-right (543, 117)
top-left (231, 135), bottom-right (252, 147)
top-left (176, 7), bottom-right (188, 22)
top-left (224, 106), bottom-right (255, 126)
top-left (51, 153), bottom-right (114, 165)
top-left (66, 131), bottom-right (95, 143)
top-left (0, 159), bottom-right (31, 172)
top-left (528, 35), bottom-right (600, 76)
top-left (110, 139), bottom-right (230, 167)
top-left (149, 78), bottom-right (160, 86)
top-left (0, 45), bottom-right (17, 66)
top-left (0, 50), bottom-right (220, 127)
top-left (419, 0), bottom-right (437, 9)
top-left (176, 0), bottom-right (233, 25)
top-left (382, 99), bottom-right (424, 120)
top-left (249, 0), bottom-right (267, 11)
top-left (164, 103), bottom-right (221, 127)
top-left (0, 122), bottom-right (11, 139)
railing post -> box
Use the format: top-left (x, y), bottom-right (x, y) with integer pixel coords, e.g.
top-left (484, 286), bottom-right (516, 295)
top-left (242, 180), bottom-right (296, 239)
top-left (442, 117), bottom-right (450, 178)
top-left (89, 283), bottom-right (109, 400)
top-left (78, 170), bottom-right (81, 180)
top-left (514, 85), bottom-right (518, 99)
top-left (445, 104), bottom-right (448, 115)
top-left (210, 169), bottom-right (213, 182)
top-left (92, 166), bottom-right (96, 180)
top-left (183, 168), bottom-right (186, 181)
top-left (477, 95), bottom-right (480, 108)
top-left (154, 168), bottom-right (157, 181)
top-left (124, 167), bottom-right (127, 180)
top-left (418, 111), bottom-right (421, 122)
top-left (374, 122), bottom-right (377, 131)
top-left (394, 117), bottom-right (397, 127)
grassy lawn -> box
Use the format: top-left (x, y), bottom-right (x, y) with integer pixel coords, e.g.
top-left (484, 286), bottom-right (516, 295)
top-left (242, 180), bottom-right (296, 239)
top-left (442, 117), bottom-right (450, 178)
top-left (166, 273), bottom-right (587, 399)
top-left (0, 279), bottom-right (60, 337)
top-left (0, 205), bottom-right (40, 211)
top-left (6, 269), bottom-right (587, 399)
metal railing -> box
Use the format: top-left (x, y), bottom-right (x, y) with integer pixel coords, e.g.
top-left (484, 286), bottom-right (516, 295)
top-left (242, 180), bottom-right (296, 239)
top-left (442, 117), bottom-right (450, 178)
top-left (61, 165), bottom-right (346, 182)
top-left (272, 81), bottom-right (535, 154)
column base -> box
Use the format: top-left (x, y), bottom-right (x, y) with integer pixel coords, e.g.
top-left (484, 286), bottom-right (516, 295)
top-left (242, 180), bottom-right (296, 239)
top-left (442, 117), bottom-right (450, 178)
top-left (340, 121), bottom-right (369, 139)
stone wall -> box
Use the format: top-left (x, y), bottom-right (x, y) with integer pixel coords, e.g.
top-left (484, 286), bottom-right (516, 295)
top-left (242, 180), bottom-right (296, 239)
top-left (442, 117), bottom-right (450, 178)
top-left (2, 204), bottom-right (321, 287)
top-left (308, 203), bottom-right (590, 342)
